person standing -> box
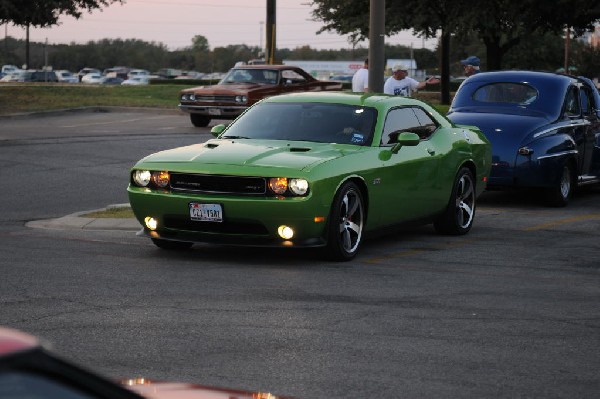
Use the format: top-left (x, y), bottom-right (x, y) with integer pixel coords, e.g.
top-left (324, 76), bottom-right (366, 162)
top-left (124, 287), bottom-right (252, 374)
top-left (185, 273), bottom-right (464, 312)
top-left (383, 64), bottom-right (439, 97)
top-left (460, 56), bottom-right (481, 77)
top-left (352, 58), bottom-right (369, 92)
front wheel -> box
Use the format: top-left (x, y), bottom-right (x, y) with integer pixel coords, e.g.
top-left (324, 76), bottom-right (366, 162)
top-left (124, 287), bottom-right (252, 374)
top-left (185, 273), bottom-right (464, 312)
top-left (434, 167), bottom-right (476, 235)
top-left (545, 163), bottom-right (573, 207)
top-left (151, 238), bottom-right (193, 250)
top-left (190, 114), bottom-right (210, 127)
top-left (325, 181), bottom-right (365, 261)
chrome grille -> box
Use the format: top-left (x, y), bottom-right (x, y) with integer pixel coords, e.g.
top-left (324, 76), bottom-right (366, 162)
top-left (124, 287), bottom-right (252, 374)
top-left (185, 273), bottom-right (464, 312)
top-left (194, 95), bottom-right (236, 102)
top-left (170, 173), bottom-right (266, 195)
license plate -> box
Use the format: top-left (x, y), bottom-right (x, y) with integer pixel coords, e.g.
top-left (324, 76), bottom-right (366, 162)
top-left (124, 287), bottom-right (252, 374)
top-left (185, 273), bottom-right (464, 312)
top-left (208, 108), bottom-right (222, 116)
top-left (189, 203), bottom-right (222, 222)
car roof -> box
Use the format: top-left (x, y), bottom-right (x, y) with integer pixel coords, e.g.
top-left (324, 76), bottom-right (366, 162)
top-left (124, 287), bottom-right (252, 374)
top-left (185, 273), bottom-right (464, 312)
top-left (0, 327), bottom-right (39, 356)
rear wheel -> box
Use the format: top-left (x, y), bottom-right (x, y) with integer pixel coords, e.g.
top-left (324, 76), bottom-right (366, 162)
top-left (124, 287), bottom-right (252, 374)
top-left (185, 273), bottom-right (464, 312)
top-left (434, 167), bottom-right (476, 235)
top-left (151, 238), bottom-right (193, 250)
top-left (545, 163), bottom-right (573, 207)
top-left (325, 181), bottom-right (365, 261)
top-left (190, 114), bottom-right (210, 127)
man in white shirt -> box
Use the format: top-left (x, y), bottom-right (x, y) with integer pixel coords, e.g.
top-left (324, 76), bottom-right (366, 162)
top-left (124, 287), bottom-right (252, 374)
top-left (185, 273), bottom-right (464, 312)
top-left (384, 64), bottom-right (439, 96)
top-left (351, 58), bottom-right (369, 92)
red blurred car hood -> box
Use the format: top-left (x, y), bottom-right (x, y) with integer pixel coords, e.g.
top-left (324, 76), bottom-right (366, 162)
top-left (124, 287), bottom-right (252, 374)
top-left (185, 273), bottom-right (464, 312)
top-left (124, 379), bottom-right (292, 399)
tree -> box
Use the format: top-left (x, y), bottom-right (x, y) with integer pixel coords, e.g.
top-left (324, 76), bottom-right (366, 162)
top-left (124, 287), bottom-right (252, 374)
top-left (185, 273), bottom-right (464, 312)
top-left (0, 0), bottom-right (123, 67)
top-left (310, 0), bottom-right (600, 102)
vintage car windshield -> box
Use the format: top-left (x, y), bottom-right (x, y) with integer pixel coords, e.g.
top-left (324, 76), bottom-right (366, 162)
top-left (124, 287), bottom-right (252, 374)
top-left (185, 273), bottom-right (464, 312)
top-left (221, 102), bottom-right (377, 146)
top-left (219, 68), bottom-right (279, 85)
top-left (472, 83), bottom-right (538, 105)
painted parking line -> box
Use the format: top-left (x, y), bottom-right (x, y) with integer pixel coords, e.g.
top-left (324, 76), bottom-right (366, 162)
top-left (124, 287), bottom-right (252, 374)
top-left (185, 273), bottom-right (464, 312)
top-left (521, 214), bottom-right (600, 232)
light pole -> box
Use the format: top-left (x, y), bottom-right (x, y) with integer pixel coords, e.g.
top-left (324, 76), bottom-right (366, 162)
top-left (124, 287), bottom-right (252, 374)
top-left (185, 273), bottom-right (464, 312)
top-left (260, 21), bottom-right (264, 58)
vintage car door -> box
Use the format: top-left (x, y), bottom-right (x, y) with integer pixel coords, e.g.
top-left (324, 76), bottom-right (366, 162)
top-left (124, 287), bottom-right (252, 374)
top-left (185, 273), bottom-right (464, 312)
top-left (370, 106), bottom-right (444, 225)
top-left (579, 84), bottom-right (600, 179)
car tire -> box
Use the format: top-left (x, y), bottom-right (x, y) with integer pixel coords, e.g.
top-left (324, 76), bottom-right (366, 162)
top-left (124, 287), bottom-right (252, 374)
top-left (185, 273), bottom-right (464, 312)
top-left (434, 167), bottom-right (476, 235)
top-left (545, 163), bottom-right (574, 207)
top-left (325, 181), bottom-right (365, 261)
top-left (151, 238), bottom-right (193, 250)
top-left (190, 114), bottom-right (211, 127)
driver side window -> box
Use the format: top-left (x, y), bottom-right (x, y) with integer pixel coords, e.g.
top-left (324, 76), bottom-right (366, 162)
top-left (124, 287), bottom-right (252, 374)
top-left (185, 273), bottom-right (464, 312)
top-left (381, 107), bottom-right (436, 146)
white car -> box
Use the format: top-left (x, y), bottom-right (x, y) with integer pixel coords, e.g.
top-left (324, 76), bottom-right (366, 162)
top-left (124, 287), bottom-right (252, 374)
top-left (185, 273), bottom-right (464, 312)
top-left (121, 76), bottom-right (149, 85)
top-left (55, 70), bottom-right (78, 83)
top-left (81, 73), bottom-right (105, 84)
top-left (127, 69), bottom-right (149, 79)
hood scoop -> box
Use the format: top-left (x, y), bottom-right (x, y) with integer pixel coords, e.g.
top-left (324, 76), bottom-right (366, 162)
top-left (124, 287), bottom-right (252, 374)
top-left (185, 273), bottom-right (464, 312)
top-left (205, 143), bottom-right (219, 149)
top-left (289, 147), bottom-right (311, 152)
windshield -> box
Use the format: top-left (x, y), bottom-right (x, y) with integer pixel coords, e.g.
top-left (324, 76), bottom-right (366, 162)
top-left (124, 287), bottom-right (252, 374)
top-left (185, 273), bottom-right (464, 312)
top-left (221, 102), bottom-right (377, 146)
top-left (220, 68), bottom-right (279, 85)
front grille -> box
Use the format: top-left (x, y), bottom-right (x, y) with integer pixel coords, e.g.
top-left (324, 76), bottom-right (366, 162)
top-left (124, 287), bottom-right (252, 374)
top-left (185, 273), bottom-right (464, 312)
top-left (194, 95), bottom-right (236, 102)
top-left (170, 173), bottom-right (266, 195)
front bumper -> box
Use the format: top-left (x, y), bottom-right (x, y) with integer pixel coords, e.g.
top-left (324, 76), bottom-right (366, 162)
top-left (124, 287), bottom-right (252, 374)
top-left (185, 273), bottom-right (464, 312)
top-left (128, 186), bottom-right (330, 248)
top-left (178, 104), bottom-right (247, 119)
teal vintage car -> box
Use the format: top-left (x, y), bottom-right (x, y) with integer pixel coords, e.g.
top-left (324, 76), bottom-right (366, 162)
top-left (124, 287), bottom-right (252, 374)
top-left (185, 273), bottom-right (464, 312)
top-left (128, 92), bottom-right (491, 261)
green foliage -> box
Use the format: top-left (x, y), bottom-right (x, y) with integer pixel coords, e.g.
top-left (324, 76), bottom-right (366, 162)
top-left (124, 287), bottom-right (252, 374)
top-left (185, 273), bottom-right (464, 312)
top-left (0, 0), bottom-right (123, 27)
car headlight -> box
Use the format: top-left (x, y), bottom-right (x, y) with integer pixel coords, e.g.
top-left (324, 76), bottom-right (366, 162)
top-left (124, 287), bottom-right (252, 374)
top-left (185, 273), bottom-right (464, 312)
top-left (132, 170), bottom-right (152, 187)
top-left (289, 178), bottom-right (309, 195)
top-left (151, 171), bottom-right (170, 188)
top-left (235, 95), bottom-right (247, 103)
top-left (268, 178), bottom-right (309, 196)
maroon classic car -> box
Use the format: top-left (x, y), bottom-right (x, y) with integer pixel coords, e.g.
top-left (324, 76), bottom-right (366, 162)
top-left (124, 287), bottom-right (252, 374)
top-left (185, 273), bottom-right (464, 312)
top-left (179, 64), bottom-right (343, 127)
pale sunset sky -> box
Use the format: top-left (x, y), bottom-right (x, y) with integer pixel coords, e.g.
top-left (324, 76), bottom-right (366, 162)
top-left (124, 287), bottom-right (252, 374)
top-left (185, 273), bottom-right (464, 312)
top-left (4, 0), bottom-right (437, 51)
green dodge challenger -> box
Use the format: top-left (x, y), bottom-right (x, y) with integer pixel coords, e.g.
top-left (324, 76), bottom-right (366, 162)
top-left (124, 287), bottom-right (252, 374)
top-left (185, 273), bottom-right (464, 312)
top-left (128, 92), bottom-right (491, 261)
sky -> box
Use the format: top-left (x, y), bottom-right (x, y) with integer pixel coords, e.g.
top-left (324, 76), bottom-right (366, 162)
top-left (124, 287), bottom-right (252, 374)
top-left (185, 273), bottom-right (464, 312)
top-left (4, 0), bottom-right (438, 52)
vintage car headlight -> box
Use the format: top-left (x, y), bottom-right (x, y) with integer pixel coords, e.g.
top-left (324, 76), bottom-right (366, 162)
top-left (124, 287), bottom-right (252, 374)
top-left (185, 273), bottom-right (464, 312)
top-left (235, 95), bottom-right (247, 103)
top-left (289, 178), bottom-right (309, 195)
top-left (180, 93), bottom-right (195, 101)
top-left (132, 170), bottom-right (152, 187)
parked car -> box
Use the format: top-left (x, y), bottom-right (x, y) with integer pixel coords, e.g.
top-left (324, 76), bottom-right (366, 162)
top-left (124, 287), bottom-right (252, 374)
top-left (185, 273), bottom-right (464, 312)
top-left (178, 64), bottom-right (343, 127)
top-left (81, 73), bottom-right (105, 84)
top-left (55, 69), bottom-right (78, 83)
top-left (77, 67), bottom-right (101, 82)
top-left (127, 69), bottom-right (150, 79)
top-left (129, 92), bottom-right (491, 261)
top-left (447, 71), bottom-right (600, 206)
top-left (0, 326), bottom-right (292, 399)
top-left (0, 71), bottom-right (24, 82)
top-left (121, 76), bottom-right (149, 85)
top-left (102, 77), bottom-right (125, 85)
top-left (19, 70), bottom-right (58, 82)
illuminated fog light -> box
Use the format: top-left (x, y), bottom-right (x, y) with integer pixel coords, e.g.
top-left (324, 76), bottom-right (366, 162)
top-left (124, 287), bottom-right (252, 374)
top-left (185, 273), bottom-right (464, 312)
top-left (277, 225), bottom-right (294, 239)
top-left (133, 170), bottom-right (151, 187)
top-left (144, 217), bottom-right (158, 230)
top-left (289, 178), bottom-right (309, 195)
top-left (269, 177), bottom-right (288, 194)
top-left (152, 171), bottom-right (170, 187)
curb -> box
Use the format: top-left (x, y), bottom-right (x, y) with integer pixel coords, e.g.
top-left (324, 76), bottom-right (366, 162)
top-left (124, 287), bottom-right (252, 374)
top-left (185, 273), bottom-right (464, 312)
top-left (0, 106), bottom-right (181, 120)
top-left (26, 204), bottom-right (140, 232)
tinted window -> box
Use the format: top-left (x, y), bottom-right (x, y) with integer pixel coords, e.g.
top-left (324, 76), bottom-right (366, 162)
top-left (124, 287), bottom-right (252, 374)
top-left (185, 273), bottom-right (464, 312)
top-left (222, 102), bottom-right (377, 145)
top-left (412, 107), bottom-right (439, 139)
top-left (472, 83), bottom-right (538, 104)
top-left (0, 371), bottom-right (98, 399)
top-left (579, 87), bottom-right (595, 116)
top-left (381, 107), bottom-right (422, 146)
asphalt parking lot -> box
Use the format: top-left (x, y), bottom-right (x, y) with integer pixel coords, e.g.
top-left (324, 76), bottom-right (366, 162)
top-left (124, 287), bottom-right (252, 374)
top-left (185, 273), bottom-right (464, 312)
top-left (2, 109), bottom-right (599, 398)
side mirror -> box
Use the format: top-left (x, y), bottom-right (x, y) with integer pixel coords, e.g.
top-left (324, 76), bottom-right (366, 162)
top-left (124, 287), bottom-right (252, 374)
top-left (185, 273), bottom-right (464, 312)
top-left (210, 124), bottom-right (226, 137)
top-left (390, 132), bottom-right (420, 153)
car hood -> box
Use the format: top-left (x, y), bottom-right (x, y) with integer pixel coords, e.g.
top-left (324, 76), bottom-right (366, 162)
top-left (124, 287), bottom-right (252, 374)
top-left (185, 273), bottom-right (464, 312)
top-left (137, 139), bottom-right (354, 172)
top-left (124, 379), bottom-right (293, 399)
